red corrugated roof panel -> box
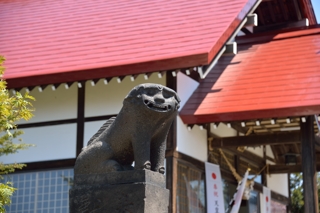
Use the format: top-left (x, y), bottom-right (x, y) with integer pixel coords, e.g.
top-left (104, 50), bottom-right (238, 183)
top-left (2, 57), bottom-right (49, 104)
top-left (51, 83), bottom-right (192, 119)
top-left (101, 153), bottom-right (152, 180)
top-left (180, 26), bottom-right (320, 124)
top-left (1, 0), bottom-right (257, 88)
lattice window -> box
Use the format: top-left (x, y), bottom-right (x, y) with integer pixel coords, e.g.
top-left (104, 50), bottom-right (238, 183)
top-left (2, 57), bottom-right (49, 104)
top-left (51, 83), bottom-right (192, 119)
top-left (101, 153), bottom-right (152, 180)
top-left (177, 161), bottom-right (205, 213)
top-left (3, 168), bottom-right (73, 213)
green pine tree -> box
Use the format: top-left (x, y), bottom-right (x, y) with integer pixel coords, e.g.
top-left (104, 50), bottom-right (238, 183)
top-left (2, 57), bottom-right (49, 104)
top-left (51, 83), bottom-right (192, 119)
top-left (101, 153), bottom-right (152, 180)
top-left (0, 56), bottom-right (35, 212)
top-left (290, 172), bottom-right (320, 213)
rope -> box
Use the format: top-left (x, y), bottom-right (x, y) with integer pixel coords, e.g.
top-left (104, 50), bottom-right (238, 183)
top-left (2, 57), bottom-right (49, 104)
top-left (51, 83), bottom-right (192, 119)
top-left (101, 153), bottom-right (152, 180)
top-left (219, 148), bottom-right (268, 182)
top-left (219, 148), bottom-right (242, 182)
top-left (248, 164), bottom-right (267, 181)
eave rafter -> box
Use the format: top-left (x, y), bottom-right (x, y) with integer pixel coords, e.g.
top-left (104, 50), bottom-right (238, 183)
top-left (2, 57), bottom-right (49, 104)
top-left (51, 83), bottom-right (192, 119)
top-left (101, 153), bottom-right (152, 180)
top-left (210, 131), bottom-right (300, 148)
top-left (206, 116), bottom-right (320, 174)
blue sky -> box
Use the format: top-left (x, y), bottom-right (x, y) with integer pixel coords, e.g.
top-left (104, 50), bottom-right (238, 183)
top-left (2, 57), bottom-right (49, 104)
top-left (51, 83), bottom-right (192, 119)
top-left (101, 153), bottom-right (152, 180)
top-left (311, 0), bottom-right (320, 23)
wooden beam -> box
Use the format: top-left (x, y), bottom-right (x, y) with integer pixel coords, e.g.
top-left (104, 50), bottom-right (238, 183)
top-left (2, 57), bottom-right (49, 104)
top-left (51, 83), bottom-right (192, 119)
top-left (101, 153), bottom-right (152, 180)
top-left (76, 82), bottom-right (85, 156)
top-left (240, 28), bottom-right (252, 35)
top-left (19, 159), bottom-right (76, 172)
top-left (269, 164), bottom-right (320, 174)
top-left (300, 116), bottom-right (319, 213)
top-left (267, 1), bottom-right (276, 22)
top-left (225, 147), bottom-right (265, 166)
top-left (293, 0), bottom-right (302, 20)
top-left (210, 132), bottom-right (300, 147)
top-left (166, 74), bottom-right (177, 151)
top-left (253, 18), bottom-right (309, 33)
top-left (277, 0), bottom-right (289, 21)
top-left (165, 74), bottom-right (177, 213)
top-left (165, 156), bottom-right (175, 213)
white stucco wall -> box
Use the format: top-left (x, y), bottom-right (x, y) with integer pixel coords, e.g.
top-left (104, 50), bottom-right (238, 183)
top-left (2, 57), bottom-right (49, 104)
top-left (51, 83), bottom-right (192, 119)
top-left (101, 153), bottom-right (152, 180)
top-left (265, 160), bottom-right (288, 197)
top-left (176, 72), bottom-right (199, 110)
top-left (2, 124), bottom-right (77, 164)
top-left (267, 173), bottom-right (289, 197)
top-left (17, 84), bottom-right (78, 124)
top-left (83, 120), bottom-right (106, 147)
top-left (176, 117), bottom-right (207, 162)
top-left (3, 85), bottom-right (78, 164)
top-left (85, 73), bottom-right (166, 117)
top-left (176, 72), bottom-right (207, 161)
top-left (210, 123), bottom-right (237, 137)
top-left (247, 147), bottom-right (263, 157)
top-left (266, 145), bottom-right (274, 158)
top-left (3, 74), bottom-right (167, 164)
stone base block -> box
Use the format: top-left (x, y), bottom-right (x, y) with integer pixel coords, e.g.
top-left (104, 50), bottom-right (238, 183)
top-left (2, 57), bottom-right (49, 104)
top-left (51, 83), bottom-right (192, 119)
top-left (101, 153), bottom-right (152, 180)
top-left (69, 170), bottom-right (169, 213)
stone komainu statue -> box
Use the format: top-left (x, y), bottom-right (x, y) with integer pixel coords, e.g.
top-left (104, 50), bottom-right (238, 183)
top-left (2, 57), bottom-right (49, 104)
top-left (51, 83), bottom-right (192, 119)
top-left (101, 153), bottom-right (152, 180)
top-left (74, 83), bottom-right (180, 175)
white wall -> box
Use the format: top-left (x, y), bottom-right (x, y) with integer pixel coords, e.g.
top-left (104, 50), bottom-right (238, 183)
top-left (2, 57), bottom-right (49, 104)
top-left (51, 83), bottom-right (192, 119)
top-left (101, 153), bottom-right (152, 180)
top-left (176, 72), bottom-right (207, 161)
top-left (176, 117), bottom-right (207, 162)
top-left (3, 74), bottom-right (168, 164)
top-left (2, 124), bottom-right (77, 164)
top-left (85, 73), bottom-right (166, 117)
top-left (265, 160), bottom-right (288, 197)
top-left (266, 145), bottom-right (274, 158)
top-left (267, 174), bottom-right (289, 197)
top-left (3, 84), bottom-right (78, 164)
top-left (210, 123), bottom-right (237, 137)
top-left (176, 72), bottom-right (199, 110)
top-left (247, 147), bottom-right (263, 158)
top-left (17, 84), bottom-right (78, 124)
top-left (83, 120), bottom-right (106, 147)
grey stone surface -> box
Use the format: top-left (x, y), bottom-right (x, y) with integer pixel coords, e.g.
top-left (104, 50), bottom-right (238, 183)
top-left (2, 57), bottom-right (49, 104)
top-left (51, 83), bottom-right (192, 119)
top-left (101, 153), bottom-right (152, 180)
top-left (69, 170), bottom-right (169, 213)
top-left (74, 169), bottom-right (166, 188)
top-left (74, 83), bottom-right (180, 175)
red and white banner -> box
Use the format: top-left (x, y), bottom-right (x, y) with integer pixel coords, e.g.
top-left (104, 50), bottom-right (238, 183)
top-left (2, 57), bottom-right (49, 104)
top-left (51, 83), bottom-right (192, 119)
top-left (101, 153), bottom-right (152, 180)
top-left (260, 186), bottom-right (271, 213)
top-left (205, 162), bottom-right (225, 213)
top-left (230, 170), bottom-right (249, 213)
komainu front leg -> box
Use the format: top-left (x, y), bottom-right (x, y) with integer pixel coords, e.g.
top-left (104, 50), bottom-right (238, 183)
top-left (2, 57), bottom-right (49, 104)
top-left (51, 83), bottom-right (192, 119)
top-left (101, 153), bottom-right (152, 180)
top-left (150, 139), bottom-right (166, 174)
top-left (132, 138), bottom-right (151, 170)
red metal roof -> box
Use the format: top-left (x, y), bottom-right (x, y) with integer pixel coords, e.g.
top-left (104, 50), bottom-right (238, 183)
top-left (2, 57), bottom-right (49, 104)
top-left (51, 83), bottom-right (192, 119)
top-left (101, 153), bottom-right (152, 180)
top-left (1, 0), bottom-right (257, 89)
top-left (180, 26), bottom-right (320, 124)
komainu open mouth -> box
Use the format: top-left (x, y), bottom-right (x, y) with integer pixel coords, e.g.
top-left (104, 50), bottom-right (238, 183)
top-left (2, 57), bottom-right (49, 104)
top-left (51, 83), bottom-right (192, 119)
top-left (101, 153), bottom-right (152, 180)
top-left (144, 100), bottom-right (172, 112)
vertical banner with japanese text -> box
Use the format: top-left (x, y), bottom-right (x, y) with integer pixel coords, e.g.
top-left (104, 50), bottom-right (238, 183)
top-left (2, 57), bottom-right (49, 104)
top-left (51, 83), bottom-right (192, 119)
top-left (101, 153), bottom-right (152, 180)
top-left (205, 162), bottom-right (225, 213)
top-left (260, 186), bottom-right (271, 213)
top-left (260, 193), bottom-right (265, 213)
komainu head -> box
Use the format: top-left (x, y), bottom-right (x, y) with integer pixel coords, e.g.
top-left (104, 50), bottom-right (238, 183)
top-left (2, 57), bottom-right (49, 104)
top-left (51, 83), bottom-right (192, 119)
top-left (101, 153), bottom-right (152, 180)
top-left (124, 83), bottom-right (180, 113)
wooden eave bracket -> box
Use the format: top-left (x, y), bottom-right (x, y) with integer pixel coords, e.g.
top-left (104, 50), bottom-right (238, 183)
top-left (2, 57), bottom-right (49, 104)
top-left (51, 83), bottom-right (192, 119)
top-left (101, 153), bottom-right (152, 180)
top-left (244, 14), bottom-right (258, 27)
top-left (223, 42), bottom-right (237, 56)
top-left (198, 46), bottom-right (226, 79)
top-left (198, 3), bottom-right (261, 80)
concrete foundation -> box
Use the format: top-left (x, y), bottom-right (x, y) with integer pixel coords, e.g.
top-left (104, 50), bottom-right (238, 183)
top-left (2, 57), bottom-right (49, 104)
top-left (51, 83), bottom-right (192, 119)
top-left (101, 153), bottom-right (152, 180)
top-left (69, 170), bottom-right (169, 213)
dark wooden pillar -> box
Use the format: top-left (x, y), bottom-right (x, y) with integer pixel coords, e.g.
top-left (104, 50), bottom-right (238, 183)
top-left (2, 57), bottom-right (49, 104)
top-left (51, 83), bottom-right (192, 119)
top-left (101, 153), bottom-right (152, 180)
top-left (300, 116), bottom-right (318, 213)
top-left (166, 73), bottom-right (178, 213)
top-left (76, 82), bottom-right (85, 157)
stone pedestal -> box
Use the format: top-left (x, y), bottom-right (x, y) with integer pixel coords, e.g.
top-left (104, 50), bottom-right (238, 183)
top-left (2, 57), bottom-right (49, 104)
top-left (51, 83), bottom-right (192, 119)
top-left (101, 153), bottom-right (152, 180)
top-left (69, 170), bottom-right (169, 213)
